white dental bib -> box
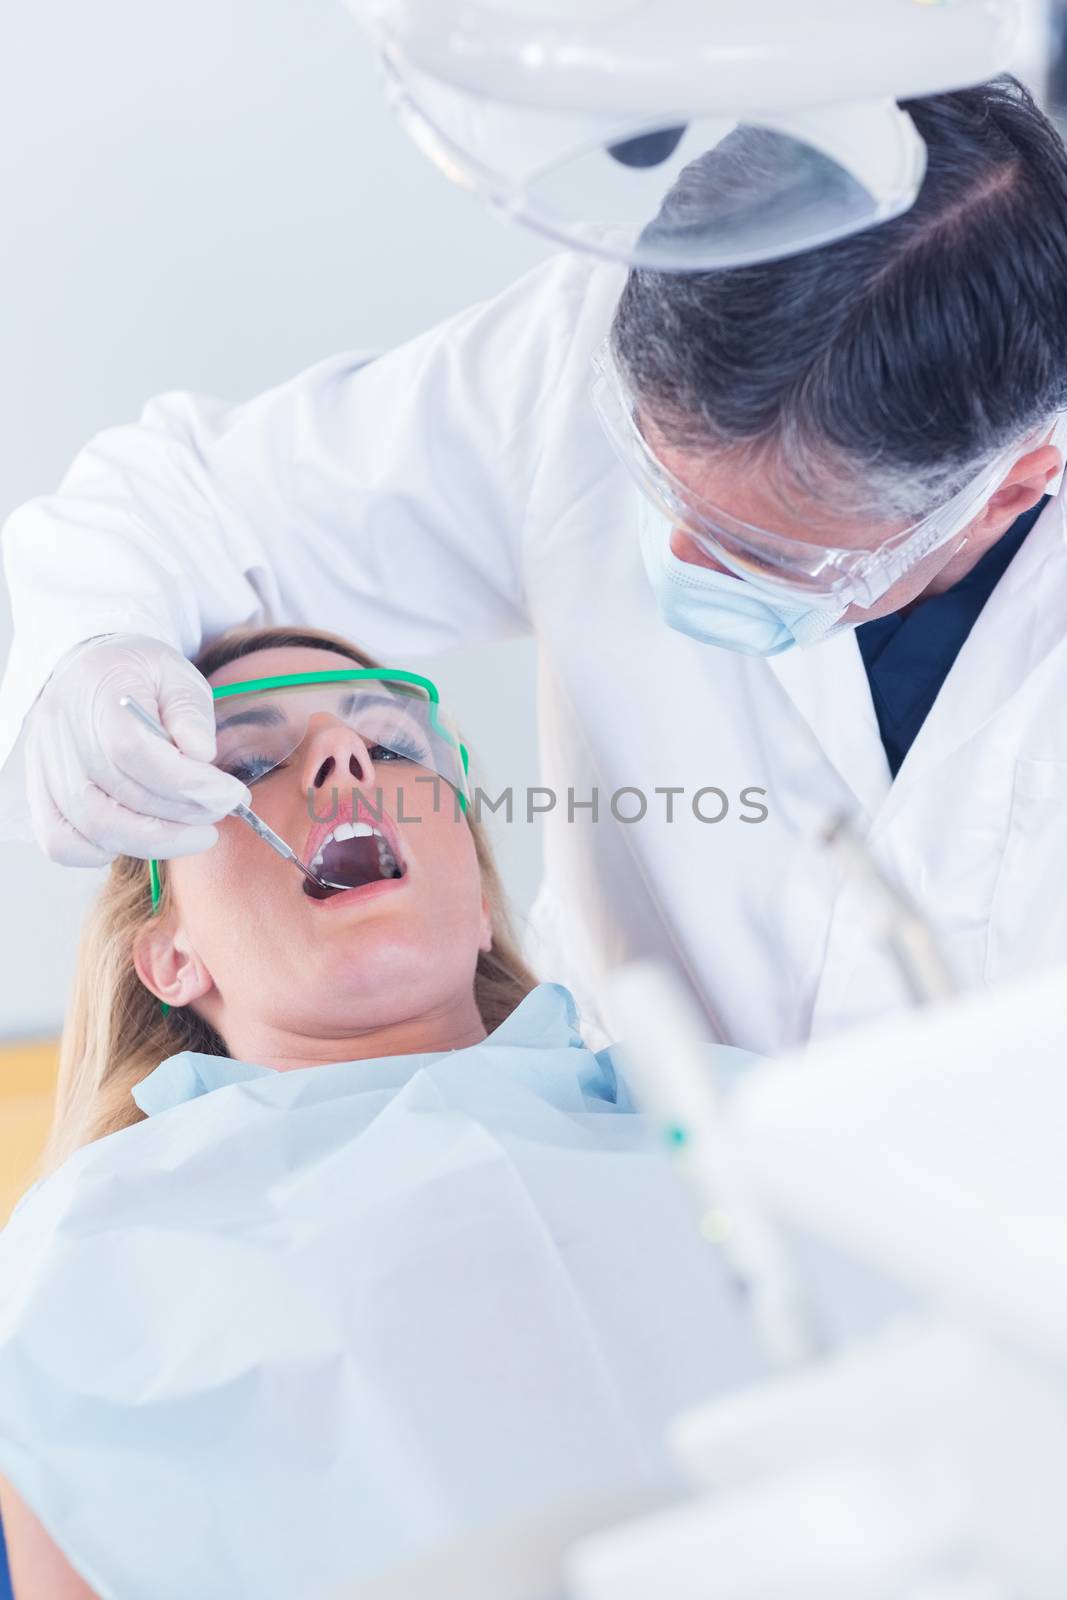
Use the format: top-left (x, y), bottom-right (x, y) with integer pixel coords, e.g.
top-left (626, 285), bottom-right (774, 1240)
top-left (0, 984), bottom-right (764, 1599)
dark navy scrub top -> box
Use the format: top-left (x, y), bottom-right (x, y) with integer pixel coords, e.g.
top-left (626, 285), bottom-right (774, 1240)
top-left (856, 499), bottom-right (1050, 778)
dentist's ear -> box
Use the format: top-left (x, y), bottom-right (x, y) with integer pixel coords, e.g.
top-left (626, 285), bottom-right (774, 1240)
top-left (973, 443), bottom-right (1063, 538)
top-left (134, 920), bottom-right (216, 1009)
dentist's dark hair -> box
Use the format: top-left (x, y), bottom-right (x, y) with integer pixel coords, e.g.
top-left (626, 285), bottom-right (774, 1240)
top-left (611, 75), bottom-right (1067, 519)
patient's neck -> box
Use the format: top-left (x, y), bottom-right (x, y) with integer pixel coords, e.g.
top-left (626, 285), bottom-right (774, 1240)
top-left (221, 991), bottom-right (489, 1072)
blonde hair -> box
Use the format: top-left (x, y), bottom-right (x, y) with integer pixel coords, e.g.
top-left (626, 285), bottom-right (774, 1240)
top-left (43, 626), bottom-right (538, 1173)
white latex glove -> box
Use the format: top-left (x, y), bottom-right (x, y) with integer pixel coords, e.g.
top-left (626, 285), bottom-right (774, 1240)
top-left (23, 633), bottom-right (252, 865)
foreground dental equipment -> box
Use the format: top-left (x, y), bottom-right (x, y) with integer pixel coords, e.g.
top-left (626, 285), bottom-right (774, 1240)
top-left (565, 969), bottom-right (1067, 1598)
top-left (821, 814), bottom-right (957, 1008)
top-left (120, 697), bottom-right (348, 894)
top-left (348, 0), bottom-right (1019, 270)
top-left (607, 961), bottom-right (822, 1370)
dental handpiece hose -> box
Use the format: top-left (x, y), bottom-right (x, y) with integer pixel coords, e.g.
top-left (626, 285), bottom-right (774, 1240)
top-left (606, 961), bottom-right (824, 1371)
top-left (119, 695), bottom-right (334, 890)
top-left (822, 814), bottom-right (957, 1007)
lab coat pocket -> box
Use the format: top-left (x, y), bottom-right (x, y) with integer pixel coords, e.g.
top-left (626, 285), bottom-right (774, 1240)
top-left (985, 757), bottom-right (1067, 982)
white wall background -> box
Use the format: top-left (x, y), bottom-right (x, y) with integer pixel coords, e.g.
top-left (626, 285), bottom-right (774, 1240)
top-left (0, 3), bottom-right (1058, 1039)
top-left (0, 0), bottom-right (552, 1039)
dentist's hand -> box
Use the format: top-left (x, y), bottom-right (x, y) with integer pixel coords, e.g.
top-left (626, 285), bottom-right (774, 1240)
top-left (24, 633), bottom-right (251, 865)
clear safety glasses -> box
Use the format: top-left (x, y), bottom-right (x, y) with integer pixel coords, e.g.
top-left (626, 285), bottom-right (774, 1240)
top-left (592, 339), bottom-right (1067, 609)
top-left (147, 669), bottom-right (470, 913)
top-left (378, 56), bottom-right (927, 273)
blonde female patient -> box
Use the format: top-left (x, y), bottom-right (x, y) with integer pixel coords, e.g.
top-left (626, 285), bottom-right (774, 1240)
top-left (0, 626), bottom-right (762, 1600)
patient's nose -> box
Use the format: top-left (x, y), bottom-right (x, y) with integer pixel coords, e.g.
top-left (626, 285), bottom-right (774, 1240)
top-left (300, 718), bottom-right (377, 794)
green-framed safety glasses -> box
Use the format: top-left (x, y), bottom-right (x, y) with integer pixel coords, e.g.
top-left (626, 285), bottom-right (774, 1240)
top-left (146, 670), bottom-right (470, 1013)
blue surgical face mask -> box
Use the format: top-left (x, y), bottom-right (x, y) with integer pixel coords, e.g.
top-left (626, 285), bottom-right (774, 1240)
top-left (637, 503), bottom-right (847, 656)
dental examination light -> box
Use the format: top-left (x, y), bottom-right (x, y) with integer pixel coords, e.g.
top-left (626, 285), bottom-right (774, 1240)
top-left (345, 0), bottom-right (1022, 270)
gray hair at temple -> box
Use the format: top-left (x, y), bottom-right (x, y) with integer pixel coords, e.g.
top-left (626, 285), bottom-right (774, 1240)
top-left (610, 76), bottom-right (1067, 522)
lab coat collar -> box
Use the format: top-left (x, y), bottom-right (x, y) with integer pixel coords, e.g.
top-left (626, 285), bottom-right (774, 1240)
top-left (132, 982), bottom-right (594, 1117)
top-left (874, 491), bottom-right (1067, 829)
top-left (765, 626), bottom-right (892, 824)
top-left (764, 493), bottom-right (1067, 830)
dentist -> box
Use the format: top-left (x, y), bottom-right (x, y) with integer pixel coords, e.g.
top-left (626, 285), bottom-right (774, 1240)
top-left (3, 78), bottom-right (1067, 1052)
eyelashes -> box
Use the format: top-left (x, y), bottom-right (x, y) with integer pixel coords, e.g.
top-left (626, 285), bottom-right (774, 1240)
top-left (220, 743), bottom-right (431, 787)
top-left (220, 756), bottom-right (289, 785)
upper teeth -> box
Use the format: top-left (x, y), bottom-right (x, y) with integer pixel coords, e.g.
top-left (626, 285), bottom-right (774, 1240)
top-left (311, 820), bottom-right (397, 870)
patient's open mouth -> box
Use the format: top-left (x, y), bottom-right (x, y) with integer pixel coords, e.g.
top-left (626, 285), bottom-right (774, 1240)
top-left (303, 821), bottom-right (405, 901)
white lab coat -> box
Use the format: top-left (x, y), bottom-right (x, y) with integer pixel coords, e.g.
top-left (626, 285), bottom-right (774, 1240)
top-left (2, 252), bottom-right (1066, 1053)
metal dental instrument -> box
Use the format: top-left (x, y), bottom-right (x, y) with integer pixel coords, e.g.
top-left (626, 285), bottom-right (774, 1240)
top-left (822, 813), bottom-right (957, 1007)
top-left (120, 695), bottom-right (346, 892)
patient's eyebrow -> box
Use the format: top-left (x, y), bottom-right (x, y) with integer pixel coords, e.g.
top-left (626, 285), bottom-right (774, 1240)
top-left (337, 691), bottom-right (401, 714)
top-left (215, 706), bottom-right (288, 732)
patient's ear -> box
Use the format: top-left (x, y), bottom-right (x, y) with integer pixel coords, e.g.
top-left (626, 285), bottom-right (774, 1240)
top-left (133, 920), bottom-right (216, 1009)
top-left (478, 894), bottom-right (493, 955)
